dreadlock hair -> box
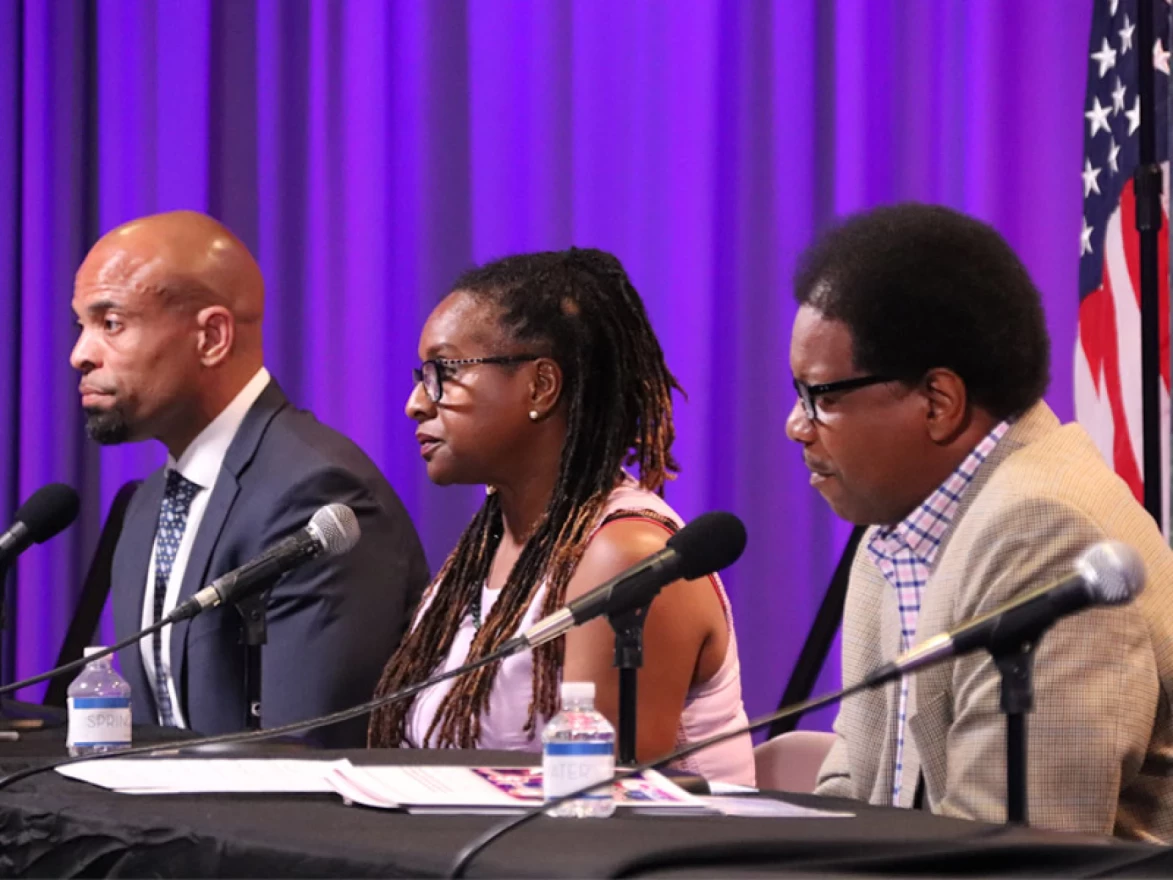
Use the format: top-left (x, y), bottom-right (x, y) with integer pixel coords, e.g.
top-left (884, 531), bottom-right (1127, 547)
top-left (369, 247), bottom-right (683, 749)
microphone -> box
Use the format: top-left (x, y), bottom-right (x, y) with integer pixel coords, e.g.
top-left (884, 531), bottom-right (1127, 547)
top-left (0, 483), bottom-right (80, 566)
top-left (864, 539), bottom-right (1145, 687)
top-left (505, 510), bottom-right (748, 653)
top-left (167, 504), bottom-right (361, 622)
top-left (0, 503), bottom-right (361, 698)
top-left (0, 516), bottom-right (748, 790)
top-left (446, 544), bottom-right (1144, 876)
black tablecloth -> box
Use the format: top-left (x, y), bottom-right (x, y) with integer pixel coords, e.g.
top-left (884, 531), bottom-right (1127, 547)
top-left (1, 719), bottom-right (1171, 878)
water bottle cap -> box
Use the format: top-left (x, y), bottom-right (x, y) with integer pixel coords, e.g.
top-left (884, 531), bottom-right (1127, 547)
top-left (560, 681), bottom-right (595, 703)
top-left (83, 646), bottom-right (107, 658)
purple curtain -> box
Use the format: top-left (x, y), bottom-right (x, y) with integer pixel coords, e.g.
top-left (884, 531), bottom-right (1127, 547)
top-left (1, 0), bottom-right (1090, 732)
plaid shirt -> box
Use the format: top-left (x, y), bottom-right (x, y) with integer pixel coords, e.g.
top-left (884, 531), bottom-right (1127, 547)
top-left (866, 420), bottom-right (1009, 804)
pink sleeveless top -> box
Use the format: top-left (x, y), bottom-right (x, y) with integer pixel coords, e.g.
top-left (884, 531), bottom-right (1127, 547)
top-left (403, 480), bottom-right (756, 786)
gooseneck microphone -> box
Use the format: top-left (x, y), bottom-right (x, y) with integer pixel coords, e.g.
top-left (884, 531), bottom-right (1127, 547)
top-left (0, 507), bottom-right (750, 788)
top-left (0, 504), bottom-right (361, 698)
top-left (167, 503), bottom-right (361, 622)
top-left (863, 540), bottom-right (1145, 688)
top-left (502, 510), bottom-right (747, 653)
top-left (0, 526), bottom-right (1144, 863)
top-left (0, 483), bottom-right (81, 565)
top-left (447, 539), bottom-right (1149, 878)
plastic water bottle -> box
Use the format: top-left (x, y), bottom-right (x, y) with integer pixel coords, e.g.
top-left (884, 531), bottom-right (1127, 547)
top-left (67, 647), bottom-right (132, 757)
top-left (541, 681), bottom-right (616, 818)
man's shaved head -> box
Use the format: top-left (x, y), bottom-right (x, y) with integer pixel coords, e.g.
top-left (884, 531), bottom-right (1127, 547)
top-left (71, 211), bottom-right (267, 457)
top-left (85, 210), bottom-right (264, 328)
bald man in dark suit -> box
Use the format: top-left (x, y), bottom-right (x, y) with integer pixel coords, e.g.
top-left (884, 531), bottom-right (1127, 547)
top-left (71, 211), bottom-right (428, 746)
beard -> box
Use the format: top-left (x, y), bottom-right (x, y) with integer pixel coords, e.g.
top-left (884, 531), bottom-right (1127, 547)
top-left (83, 406), bottom-right (131, 445)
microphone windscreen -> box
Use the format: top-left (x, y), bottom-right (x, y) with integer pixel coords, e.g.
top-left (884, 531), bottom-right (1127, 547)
top-left (14, 483), bottom-right (80, 544)
top-left (1079, 540), bottom-right (1145, 605)
top-left (309, 503), bottom-right (361, 556)
top-left (666, 511), bottom-right (747, 581)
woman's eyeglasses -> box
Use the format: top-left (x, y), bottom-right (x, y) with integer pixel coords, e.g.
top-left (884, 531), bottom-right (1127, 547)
top-left (413, 355), bottom-right (541, 403)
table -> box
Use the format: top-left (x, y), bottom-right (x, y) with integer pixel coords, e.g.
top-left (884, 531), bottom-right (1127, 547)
top-left (1, 720), bottom-right (1170, 878)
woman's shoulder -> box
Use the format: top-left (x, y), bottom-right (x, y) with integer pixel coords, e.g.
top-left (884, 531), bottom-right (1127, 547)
top-left (599, 474), bottom-right (683, 528)
top-left (577, 481), bottom-right (684, 579)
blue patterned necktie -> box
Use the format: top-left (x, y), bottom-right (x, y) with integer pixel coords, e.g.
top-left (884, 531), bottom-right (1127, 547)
top-left (151, 469), bottom-right (201, 726)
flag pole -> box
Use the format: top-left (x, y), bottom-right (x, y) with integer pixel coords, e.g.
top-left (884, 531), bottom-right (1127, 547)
top-left (1167, 0), bottom-right (1173, 544)
top-left (1136, 0), bottom-right (1164, 531)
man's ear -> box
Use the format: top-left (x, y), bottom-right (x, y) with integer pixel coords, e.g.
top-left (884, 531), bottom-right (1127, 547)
top-left (196, 306), bottom-right (235, 367)
top-left (528, 357), bottom-right (563, 419)
top-left (921, 367), bottom-right (969, 443)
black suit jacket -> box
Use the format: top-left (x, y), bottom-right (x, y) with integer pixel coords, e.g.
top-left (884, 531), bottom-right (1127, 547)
top-left (111, 381), bottom-right (429, 747)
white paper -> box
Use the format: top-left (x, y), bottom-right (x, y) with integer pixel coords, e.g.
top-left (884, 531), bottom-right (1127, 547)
top-left (702, 795), bottom-right (854, 819)
top-left (57, 758), bottom-right (782, 819)
top-left (707, 781), bottom-right (758, 795)
top-left (56, 758), bottom-right (348, 794)
top-left (326, 764), bottom-right (712, 813)
top-left (322, 762), bottom-right (400, 809)
top-left (330, 765), bottom-right (526, 809)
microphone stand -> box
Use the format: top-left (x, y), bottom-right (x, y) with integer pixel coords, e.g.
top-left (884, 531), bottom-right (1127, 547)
top-left (991, 641), bottom-right (1037, 826)
top-left (607, 602), bottom-right (650, 766)
top-left (0, 559), bottom-right (8, 687)
top-left (236, 592), bottom-right (269, 731)
top-left (0, 562), bottom-right (12, 726)
top-left (0, 562), bottom-right (47, 732)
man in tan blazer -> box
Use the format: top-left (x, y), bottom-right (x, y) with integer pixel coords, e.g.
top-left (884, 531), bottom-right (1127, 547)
top-left (787, 203), bottom-right (1173, 842)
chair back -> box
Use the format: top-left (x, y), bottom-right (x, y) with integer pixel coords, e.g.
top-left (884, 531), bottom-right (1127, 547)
top-left (768, 526), bottom-right (864, 738)
top-left (43, 480), bottom-right (141, 707)
top-left (753, 730), bottom-right (836, 793)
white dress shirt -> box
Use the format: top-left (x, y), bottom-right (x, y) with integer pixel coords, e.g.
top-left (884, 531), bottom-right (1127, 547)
top-left (140, 367), bottom-right (271, 727)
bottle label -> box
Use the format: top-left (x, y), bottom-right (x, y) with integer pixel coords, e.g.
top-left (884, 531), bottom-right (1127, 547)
top-left (542, 742), bottom-right (615, 800)
top-left (67, 696), bottom-right (132, 747)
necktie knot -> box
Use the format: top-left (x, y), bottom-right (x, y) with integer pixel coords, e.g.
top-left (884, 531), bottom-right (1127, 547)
top-left (164, 469), bottom-right (200, 505)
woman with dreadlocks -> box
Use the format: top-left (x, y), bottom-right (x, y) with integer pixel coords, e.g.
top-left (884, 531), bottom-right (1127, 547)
top-left (368, 248), bottom-right (753, 785)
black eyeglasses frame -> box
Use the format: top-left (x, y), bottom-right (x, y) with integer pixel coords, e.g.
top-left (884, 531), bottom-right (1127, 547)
top-left (413, 355), bottom-right (542, 403)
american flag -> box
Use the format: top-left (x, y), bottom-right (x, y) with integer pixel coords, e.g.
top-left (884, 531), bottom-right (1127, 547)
top-left (1075, 0), bottom-right (1171, 524)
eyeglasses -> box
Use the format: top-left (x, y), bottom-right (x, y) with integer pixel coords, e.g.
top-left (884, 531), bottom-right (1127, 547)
top-left (793, 374), bottom-right (894, 422)
top-left (413, 355), bottom-right (541, 403)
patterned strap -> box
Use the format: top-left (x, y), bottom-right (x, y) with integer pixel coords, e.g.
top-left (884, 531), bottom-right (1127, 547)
top-left (597, 507), bottom-right (680, 534)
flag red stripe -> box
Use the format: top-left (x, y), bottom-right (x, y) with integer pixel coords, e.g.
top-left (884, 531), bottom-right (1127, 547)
top-left (1079, 281), bottom-right (1144, 502)
top-left (1115, 177), bottom-right (1171, 390)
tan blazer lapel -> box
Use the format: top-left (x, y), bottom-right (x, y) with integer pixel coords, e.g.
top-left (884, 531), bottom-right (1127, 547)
top-left (903, 404), bottom-right (1060, 809)
top-left (907, 559), bottom-right (957, 807)
top-left (868, 543), bottom-right (908, 804)
top-left (908, 686), bottom-right (951, 808)
top-left (840, 545), bottom-right (902, 803)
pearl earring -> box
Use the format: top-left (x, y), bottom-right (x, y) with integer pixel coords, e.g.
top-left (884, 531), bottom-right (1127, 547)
top-left (529, 410), bottom-right (540, 421)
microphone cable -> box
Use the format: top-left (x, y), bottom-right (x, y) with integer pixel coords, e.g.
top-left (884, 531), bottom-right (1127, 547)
top-left (1, 504), bottom-right (364, 697)
top-left (0, 639), bottom-right (526, 794)
top-left (448, 675), bottom-right (876, 878)
top-left (448, 539), bottom-right (1146, 877)
top-left (0, 622), bottom-right (170, 698)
